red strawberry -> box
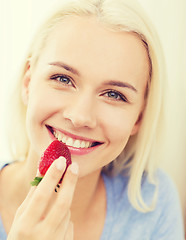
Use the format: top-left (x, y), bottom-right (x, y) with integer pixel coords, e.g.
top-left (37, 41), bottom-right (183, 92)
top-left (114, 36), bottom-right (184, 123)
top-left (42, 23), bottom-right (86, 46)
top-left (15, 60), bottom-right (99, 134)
top-left (31, 140), bottom-right (71, 186)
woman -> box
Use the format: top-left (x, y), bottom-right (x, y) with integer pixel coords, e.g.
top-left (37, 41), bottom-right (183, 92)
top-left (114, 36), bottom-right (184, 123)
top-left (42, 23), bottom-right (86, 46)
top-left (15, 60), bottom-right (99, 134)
top-left (0, 0), bottom-right (184, 239)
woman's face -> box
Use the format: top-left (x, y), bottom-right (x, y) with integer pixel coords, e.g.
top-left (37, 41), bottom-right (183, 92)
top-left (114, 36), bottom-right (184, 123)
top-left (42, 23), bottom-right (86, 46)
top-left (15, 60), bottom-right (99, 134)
top-left (23, 17), bottom-right (150, 177)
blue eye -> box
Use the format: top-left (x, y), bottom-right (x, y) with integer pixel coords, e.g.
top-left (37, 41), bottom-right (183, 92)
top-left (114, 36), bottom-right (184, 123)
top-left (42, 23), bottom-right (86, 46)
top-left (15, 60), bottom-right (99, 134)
top-left (108, 91), bottom-right (119, 99)
top-left (104, 90), bottom-right (127, 102)
top-left (50, 74), bottom-right (73, 86)
top-left (58, 76), bottom-right (71, 84)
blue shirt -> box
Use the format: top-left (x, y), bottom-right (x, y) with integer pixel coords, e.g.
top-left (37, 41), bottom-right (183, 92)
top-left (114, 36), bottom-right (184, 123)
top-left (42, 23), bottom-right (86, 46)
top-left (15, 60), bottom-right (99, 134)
top-left (100, 170), bottom-right (184, 239)
top-left (0, 163), bottom-right (184, 239)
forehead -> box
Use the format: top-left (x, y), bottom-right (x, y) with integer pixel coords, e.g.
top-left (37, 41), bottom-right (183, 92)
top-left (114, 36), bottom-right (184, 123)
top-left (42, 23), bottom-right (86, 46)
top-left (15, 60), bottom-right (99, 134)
top-left (35, 16), bottom-right (150, 89)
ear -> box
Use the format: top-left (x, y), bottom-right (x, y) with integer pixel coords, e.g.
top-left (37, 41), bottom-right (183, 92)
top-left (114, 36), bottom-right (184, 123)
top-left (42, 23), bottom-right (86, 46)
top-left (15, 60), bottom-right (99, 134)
top-left (22, 62), bottom-right (31, 105)
top-left (130, 111), bottom-right (143, 136)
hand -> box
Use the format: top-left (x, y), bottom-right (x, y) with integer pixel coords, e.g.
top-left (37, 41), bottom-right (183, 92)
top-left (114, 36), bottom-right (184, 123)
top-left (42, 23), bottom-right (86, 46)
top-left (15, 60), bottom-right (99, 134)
top-left (7, 157), bottom-right (79, 240)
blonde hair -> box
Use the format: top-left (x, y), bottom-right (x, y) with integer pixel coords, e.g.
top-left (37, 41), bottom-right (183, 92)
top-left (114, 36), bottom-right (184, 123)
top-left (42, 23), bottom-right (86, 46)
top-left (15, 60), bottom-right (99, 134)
top-left (8, 0), bottom-right (166, 212)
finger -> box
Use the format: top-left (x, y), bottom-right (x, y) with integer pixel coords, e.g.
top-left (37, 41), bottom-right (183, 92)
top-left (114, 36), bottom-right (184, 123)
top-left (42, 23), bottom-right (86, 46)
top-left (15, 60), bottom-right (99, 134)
top-left (45, 162), bottom-right (79, 226)
top-left (41, 210), bottom-right (71, 239)
top-left (25, 157), bottom-right (67, 221)
top-left (64, 221), bottom-right (74, 240)
top-left (14, 187), bottom-right (36, 218)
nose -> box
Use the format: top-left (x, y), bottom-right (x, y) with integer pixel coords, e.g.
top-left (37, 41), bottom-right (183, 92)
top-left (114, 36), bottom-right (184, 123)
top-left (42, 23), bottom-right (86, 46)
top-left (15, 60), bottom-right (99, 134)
top-left (63, 93), bottom-right (97, 129)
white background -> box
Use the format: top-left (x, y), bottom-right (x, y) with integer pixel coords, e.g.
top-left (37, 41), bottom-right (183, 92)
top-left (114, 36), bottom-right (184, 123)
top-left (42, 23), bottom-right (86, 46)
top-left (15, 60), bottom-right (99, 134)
top-left (0, 0), bottom-right (186, 226)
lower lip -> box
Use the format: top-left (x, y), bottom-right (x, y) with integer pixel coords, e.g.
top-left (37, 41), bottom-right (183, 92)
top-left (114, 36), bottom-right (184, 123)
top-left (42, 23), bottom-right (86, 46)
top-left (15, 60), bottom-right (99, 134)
top-left (68, 145), bottom-right (100, 156)
top-left (47, 126), bottom-right (101, 156)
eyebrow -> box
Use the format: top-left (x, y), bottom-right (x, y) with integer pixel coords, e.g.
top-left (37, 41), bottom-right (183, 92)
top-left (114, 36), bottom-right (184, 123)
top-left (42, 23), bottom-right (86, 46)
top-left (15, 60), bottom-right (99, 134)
top-left (103, 80), bottom-right (137, 93)
top-left (49, 61), bottom-right (137, 93)
top-left (49, 61), bottom-right (80, 76)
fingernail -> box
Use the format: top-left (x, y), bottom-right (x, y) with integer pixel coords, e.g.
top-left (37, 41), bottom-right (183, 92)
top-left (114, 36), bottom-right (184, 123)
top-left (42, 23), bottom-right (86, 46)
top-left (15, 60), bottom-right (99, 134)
top-left (36, 169), bottom-right (40, 176)
top-left (69, 162), bottom-right (79, 174)
top-left (56, 157), bottom-right (66, 170)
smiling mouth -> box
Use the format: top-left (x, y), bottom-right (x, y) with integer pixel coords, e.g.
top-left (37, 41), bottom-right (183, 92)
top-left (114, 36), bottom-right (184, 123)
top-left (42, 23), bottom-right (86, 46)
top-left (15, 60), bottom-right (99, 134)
top-left (46, 125), bottom-right (102, 149)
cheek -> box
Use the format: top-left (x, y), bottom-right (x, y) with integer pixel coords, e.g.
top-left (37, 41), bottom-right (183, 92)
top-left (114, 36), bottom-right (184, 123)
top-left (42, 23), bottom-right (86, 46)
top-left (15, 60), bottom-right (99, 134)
top-left (101, 107), bottom-right (137, 143)
top-left (108, 121), bottom-right (132, 158)
top-left (100, 110), bottom-right (137, 163)
top-left (26, 82), bottom-right (62, 124)
top-left (25, 84), bottom-right (67, 154)
top-left (25, 87), bottom-right (57, 145)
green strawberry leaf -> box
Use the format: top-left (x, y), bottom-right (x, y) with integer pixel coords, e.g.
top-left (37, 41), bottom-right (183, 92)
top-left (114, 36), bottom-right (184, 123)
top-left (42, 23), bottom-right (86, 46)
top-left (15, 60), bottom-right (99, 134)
top-left (30, 176), bottom-right (43, 186)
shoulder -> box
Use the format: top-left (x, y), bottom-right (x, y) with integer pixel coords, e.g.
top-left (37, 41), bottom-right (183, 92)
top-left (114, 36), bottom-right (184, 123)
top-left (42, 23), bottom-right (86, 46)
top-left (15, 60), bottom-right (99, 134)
top-left (148, 169), bottom-right (184, 239)
top-left (140, 169), bottom-right (184, 239)
top-left (0, 161), bottom-right (9, 239)
top-left (102, 169), bottom-right (184, 239)
top-left (136, 169), bottom-right (183, 223)
top-left (152, 168), bottom-right (178, 194)
top-left (102, 168), bottom-right (177, 201)
top-left (141, 169), bottom-right (182, 215)
top-left (0, 162), bottom-right (10, 170)
top-left (0, 216), bottom-right (7, 240)
top-left (0, 160), bottom-right (13, 170)
top-left (142, 169), bottom-right (180, 203)
top-left (103, 168), bottom-right (180, 203)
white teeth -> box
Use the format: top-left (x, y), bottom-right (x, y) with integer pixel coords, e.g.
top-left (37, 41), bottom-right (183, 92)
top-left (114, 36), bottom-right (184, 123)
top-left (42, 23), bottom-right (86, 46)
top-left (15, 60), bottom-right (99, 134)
top-left (85, 141), bottom-right (90, 148)
top-left (53, 130), bottom-right (93, 149)
top-left (57, 133), bottom-right (62, 142)
top-left (66, 138), bottom-right (74, 147)
top-left (80, 141), bottom-right (86, 148)
top-left (74, 140), bottom-right (81, 148)
top-left (54, 131), bottom-right (58, 139)
top-left (62, 136), bottom-right (67, 144)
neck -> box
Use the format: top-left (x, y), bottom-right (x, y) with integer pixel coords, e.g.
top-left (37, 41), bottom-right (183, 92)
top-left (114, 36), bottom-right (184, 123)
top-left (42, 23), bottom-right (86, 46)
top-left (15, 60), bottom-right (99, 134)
top-left (71, 169), bottom-right (104, 222)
